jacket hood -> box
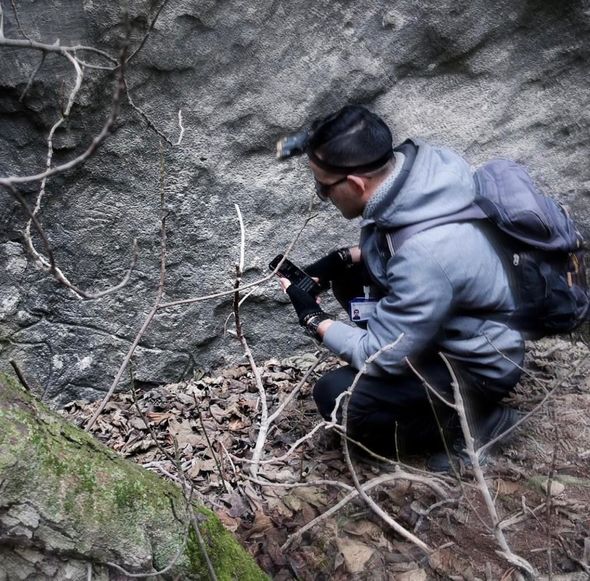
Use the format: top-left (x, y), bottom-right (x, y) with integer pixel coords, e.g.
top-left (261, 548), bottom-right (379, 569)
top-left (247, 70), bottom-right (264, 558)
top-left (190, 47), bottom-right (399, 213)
top-left (364, 139), bottom-right (476, 230)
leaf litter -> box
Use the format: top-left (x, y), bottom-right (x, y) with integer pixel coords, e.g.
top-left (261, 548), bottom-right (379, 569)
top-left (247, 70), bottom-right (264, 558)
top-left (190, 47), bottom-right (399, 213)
top-left (61, 337), bottom-right (590, 579)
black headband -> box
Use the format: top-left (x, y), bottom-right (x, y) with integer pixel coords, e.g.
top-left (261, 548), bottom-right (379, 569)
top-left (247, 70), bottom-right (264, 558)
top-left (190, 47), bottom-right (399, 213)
top-left (307, 148), bottom-right (394, 175)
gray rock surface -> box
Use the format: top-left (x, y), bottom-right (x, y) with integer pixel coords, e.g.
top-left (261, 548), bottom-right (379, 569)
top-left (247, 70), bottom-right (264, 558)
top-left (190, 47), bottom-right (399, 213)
top-left (1, 0), bottom-right (589, 405)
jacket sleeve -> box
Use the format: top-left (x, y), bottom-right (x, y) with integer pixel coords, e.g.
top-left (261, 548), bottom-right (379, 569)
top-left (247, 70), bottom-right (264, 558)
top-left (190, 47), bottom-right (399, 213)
top-left (322, 238), bottom-right (454, 375)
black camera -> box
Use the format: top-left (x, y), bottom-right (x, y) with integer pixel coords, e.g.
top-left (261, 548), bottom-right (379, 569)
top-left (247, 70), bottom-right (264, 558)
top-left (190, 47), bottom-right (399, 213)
top-left (269, 254), bottom-right (322, 296)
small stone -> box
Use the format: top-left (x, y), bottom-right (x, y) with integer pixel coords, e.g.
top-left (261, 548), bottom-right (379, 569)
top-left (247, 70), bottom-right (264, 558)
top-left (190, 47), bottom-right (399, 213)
top-left (9, 504), bottom-right (40, 529)
top-left (14, 547), bottom-right (43, 564)
top-left (0, 514), bottom-right (19, 527)
top-left (9, 525), bottom-right (32, 540)
top-left (542, 479), bottom-right (565, 496)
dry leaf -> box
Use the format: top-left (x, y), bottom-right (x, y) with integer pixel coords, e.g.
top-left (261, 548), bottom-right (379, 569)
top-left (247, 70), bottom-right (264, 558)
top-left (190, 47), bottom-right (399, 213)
top-left (282, 494), bottom-right (302, 512)
top-left (494, 478), bottom-right (522, 495)
top-left (246, 511), bottom-right (273, 539)
top-left (336, 536), bottom-right (375, 574)
top-left (129, 417), bottom-right (147, 431)
top-left (223, 366), bottom-right (249, 379)
top-left (292, 487), bottom-right (328, 508)
top-left (266, 496), bottom-right (293, 519)
top-left (397, 569), bottom-right (427, 581)
top-left (209, 403), bottom-right (230, 422)
top-left (429, 548), bottom-right (471, 576)
top-left (217, 509), bottom-right (239, 532)
top-left (168, 419), bottom-right (206, 448)
top-left (146, 411), bottom-right (175, 425)
top-left (229, 418), bottom-right (249, 432)
top-left (343, 519), bottom-right (382, 540)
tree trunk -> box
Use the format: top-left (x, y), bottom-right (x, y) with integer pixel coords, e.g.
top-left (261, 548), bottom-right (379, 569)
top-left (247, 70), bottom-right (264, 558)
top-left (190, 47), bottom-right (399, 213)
top-left (0, 375), bottom-right (267, 580)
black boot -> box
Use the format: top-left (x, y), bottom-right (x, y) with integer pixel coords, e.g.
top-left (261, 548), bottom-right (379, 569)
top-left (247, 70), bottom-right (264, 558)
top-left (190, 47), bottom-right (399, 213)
top-left (426, 405), bottom-right (521, 473)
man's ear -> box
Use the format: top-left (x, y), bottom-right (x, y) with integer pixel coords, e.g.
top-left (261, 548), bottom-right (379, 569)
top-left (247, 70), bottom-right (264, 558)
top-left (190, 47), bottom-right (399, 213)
top-left (347, 175), bottom-right (366, 196)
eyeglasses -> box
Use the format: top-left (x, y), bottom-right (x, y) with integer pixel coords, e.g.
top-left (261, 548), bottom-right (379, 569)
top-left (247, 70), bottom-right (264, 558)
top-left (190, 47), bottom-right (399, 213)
top-left (314, 176), bottom-right (348, 201)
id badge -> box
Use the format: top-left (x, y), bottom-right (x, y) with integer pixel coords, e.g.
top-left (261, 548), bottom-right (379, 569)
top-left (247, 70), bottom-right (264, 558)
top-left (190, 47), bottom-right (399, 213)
top-left (349, 297), bottom-right (378, 322)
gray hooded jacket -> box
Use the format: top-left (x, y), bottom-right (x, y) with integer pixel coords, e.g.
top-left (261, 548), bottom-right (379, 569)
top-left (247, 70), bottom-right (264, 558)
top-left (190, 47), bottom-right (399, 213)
top-left (322, 139), bottom-right (525, 379)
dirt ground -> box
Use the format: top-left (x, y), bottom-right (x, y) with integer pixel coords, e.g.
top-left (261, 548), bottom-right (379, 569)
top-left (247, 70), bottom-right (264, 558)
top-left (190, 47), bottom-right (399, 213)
top-left (63, 336), bottom-right (590, 580)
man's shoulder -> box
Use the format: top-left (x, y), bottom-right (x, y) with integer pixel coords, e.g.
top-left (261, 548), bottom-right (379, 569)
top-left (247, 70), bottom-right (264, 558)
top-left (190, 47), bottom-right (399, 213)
top-left (394, 222), bottom-right (489, 265)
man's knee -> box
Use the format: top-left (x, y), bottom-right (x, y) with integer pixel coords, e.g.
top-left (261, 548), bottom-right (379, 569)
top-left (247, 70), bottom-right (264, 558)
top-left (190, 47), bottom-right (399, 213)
top-left (313, 367), bottom-right (357, 420)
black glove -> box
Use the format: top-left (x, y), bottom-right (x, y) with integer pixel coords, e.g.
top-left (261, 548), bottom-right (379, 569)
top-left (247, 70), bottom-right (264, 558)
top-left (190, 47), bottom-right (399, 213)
top-left (304, 247), bottom-right (353, 289)
top-left (286, 284), bottom-right (331, 341)
top-left (286, 284), bottom-right (325, 326)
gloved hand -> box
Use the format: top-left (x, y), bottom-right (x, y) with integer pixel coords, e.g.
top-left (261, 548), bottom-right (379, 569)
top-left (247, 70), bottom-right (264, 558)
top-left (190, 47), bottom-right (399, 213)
top-left (304, 247), bottom-right (353, 289)
top-left (286, 284), bottom-right (326, 326)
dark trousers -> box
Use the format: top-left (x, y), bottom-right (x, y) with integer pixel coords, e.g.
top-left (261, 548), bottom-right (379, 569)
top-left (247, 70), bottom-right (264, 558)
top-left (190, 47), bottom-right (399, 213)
top-left (314, 266), bottom-right (521, 457)
top-left (313, 361), bottom-right (520, 457)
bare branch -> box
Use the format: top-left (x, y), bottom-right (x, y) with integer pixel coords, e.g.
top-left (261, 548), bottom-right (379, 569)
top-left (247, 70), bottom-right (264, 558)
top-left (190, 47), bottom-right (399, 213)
top-left (19, 52), bottom-right (45, 101)
top-left (267, 352), bottom-right (328, 423)
top-left (9, 0), bottom-right (29, 40)
top-left (336, 335), bottom-right (432, 554)
top-left (125, 77), bottom-right (175, 146)
top-left (231, 204), bottom-right (268, 476)
top-left (9, 359), bottom-right (32, 392)
top-left (5, 183), bottom-right (57, 272)
top-left (12, 180), bottom-right (139, 298)
top-left (0, 35), bottom-right (117, 63)
top-left (544, 408), bottom-right (558, 579)
top-left (126, 0), bottom-right (170, 64)
top-left (235, 203), bottom-right (245, 273)
top-left (85, 143), bottom-right (168, 430)
top-left (247, 476), bottom-right (354, 491)
top-left (61, 49), bottom-right (84, 115)
top-left (188, 511), bottom-right (218, 581)
top-left (333, 426), bottom-right (453, 494)
top-left (256, 422), bottom-right (326, 465)
top-left (440, 353), bottom-right (536, 578)
top-left (171, 440), bottom-right (218, 581)
top-left (405, 357), bottom-right (455, 408)
top-left (192, 392), bottom-right (231, 494)
top-left (281, 470), bottom-right (438, 551)
top-left (158, 213), bottom-right (317, 309)
top-left (0, 3), bottom-right (6, 38)
top-left (483, 333), bottom-right (550, 388)
top-left (12, 48), bottom-right (138, 298)
top-left (0, 43), bottom-right (125, 186)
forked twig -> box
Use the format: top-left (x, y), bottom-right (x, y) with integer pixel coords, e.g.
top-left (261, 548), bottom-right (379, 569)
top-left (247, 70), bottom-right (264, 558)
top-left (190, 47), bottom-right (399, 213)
top-left (440, 353), bottom-right (536, 578)
top-left (336, 335), bottom-right (433, 554)
top-left (158, 213), bottom-right (317, 309)
top-left (281, 468), bottom-right (445, 550)
top-left (3, 39), bottom-right (138, 298)
top-left (0, 42), bottom-right (124, 186)
top-left (231, 204), bottom-right (267, 477)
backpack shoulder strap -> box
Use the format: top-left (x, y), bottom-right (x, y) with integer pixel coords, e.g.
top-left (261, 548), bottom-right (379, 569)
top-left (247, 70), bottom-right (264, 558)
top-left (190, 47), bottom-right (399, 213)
top-left (386, 204), bottom-right (487, 255)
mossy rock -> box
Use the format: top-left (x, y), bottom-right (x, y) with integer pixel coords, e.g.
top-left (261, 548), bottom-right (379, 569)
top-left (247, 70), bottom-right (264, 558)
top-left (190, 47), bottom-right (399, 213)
top-left (0, 373), bottom-right (267, 580)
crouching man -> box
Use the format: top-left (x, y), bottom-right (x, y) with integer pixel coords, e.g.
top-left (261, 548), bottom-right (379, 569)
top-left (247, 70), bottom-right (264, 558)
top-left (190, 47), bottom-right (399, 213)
top-left (276, 105), bottom-right (524, 471)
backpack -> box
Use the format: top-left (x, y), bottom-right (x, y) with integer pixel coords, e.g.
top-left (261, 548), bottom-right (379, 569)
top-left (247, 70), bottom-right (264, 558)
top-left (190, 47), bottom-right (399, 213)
top-left (386, 159), bottom-right (590, 339)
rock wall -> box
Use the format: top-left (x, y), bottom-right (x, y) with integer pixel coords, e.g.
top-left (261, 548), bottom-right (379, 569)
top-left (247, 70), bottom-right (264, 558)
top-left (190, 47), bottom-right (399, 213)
top-left (1, 0), bottom-right (589, 405)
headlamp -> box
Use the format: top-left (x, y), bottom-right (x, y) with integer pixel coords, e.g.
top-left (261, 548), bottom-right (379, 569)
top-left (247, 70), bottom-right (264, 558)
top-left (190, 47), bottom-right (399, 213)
top-left (276, 130), bottom-right (310, 160)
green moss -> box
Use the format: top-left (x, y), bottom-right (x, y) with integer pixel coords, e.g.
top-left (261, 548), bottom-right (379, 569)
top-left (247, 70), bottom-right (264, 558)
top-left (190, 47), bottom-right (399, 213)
top-left (181, 508), bottom-right (268, 581)
top-left (186, 526), bottom-right (208, 577)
